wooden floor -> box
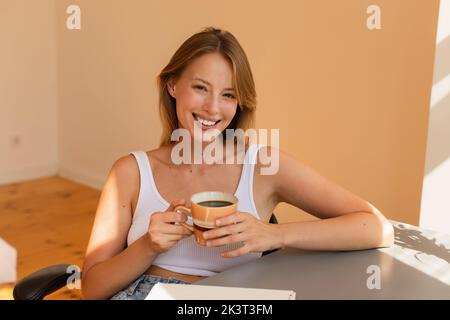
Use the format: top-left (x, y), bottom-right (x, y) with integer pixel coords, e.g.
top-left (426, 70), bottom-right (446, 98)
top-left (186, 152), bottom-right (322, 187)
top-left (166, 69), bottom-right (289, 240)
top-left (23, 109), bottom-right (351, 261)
top-left (0, 176), bottom-right (99, 300)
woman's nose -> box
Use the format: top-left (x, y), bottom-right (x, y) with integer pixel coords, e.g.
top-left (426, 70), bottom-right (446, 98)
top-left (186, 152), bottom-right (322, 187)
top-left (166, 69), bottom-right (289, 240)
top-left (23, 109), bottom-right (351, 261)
top-left (203, 95), bottom-right (221, 114)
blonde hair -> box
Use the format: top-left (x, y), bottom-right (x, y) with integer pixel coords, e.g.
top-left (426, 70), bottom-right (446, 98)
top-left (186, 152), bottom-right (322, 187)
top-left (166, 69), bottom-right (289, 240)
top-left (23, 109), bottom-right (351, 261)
top-left (157, 27), bottom-right (257, 147)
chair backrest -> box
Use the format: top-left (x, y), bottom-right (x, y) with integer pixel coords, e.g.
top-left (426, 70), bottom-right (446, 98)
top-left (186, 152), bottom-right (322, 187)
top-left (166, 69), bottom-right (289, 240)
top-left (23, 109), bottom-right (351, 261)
top-left (262, 213), bottom-right (279, 256)
top-left (268, 213), bottom-right (278, 225)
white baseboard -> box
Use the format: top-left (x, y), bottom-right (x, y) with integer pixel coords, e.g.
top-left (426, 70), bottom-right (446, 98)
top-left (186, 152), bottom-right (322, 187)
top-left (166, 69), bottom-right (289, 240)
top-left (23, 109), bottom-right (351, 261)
top-left (58, 166), bottom-right (104, 190)
top-left (0, 163), bottom-right (105, 191)
top-left (0, 163), bottom-right (59, 186)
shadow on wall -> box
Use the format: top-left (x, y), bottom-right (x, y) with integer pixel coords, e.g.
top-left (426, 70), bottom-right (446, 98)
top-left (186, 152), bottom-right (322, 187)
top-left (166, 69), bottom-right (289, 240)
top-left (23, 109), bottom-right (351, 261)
top-left (424, 34), bottom-right (450, 175)
top-left (394, 224), bottom-right (450, 264)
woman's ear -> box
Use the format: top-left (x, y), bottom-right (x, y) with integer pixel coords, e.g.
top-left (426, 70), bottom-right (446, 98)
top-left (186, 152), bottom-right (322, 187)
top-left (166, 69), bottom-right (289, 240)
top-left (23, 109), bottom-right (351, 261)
top-left (167, 79), bottom-right (176, 98)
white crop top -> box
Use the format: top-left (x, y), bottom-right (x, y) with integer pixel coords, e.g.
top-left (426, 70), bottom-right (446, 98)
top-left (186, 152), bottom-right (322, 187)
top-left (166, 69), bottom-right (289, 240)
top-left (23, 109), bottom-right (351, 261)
top-left (127, 144), bottom-right (265, 276)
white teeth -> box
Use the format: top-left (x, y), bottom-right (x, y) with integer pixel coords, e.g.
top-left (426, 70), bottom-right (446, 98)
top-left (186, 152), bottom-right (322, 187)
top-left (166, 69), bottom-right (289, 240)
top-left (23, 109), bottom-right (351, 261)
top-left (194, 115), bottom-right (219, 126)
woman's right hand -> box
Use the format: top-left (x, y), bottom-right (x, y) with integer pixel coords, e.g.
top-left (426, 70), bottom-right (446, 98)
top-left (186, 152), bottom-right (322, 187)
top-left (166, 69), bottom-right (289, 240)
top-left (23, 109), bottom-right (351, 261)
top-left (146, 199), bottom-right (193, 254)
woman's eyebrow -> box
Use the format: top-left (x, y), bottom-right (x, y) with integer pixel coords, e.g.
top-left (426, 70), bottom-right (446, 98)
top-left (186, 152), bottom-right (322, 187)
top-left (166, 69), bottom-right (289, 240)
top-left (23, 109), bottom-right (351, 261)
top-left (191, 77), bottom-right (234, 91)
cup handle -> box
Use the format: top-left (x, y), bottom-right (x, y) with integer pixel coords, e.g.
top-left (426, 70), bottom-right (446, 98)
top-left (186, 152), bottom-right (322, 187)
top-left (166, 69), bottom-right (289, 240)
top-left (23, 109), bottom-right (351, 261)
top-left (174, 205), bottom-right (194, 232)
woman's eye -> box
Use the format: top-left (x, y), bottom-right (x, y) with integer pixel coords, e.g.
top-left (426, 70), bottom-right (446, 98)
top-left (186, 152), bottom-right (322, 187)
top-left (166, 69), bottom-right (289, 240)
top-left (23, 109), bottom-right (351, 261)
top-left (194, 85), bottom-right (234, 99)
top-left (224, 93), bottom-right (236, 99)
top-left (194, 85), bottom-right (206, 91)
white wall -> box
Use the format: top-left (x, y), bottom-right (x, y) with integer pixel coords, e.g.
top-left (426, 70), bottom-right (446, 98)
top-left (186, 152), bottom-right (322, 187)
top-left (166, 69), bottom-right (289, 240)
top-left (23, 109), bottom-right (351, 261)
top-left (0, 0), bottom-right (59, 185)
top-left (420, 0), bottom-right (450, 235)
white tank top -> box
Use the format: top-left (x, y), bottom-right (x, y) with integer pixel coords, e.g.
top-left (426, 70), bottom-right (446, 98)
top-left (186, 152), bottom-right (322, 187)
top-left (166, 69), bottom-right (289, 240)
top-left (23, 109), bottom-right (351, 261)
top-left (126, 144), bottom-right (265, 276)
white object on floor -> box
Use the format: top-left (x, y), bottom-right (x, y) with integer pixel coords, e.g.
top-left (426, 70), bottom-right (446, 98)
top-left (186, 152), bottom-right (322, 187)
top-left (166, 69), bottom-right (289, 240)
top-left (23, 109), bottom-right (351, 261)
top-left (145, 282), bottom-right (296, 300)
top-left (0, 238), bottom-right (17, 284)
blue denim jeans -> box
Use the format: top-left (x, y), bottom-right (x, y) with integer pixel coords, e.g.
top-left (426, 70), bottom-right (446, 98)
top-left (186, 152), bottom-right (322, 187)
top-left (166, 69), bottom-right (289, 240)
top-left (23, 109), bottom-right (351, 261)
top-left (110, 274), bottom-right (191, 300)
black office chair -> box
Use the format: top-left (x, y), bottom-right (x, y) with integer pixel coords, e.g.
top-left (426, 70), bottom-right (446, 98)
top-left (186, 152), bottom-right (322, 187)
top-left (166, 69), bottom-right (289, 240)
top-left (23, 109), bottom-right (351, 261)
top-left (261, 213), bottom-right (279, 256)
top-left (13, 214), bottom-right (279, 300)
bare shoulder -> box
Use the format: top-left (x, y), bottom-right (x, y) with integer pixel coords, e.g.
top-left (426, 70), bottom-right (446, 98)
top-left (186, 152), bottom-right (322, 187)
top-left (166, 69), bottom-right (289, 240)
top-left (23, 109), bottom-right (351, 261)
top-left (110, 154), bottom-right (140, 191)
top-left (112, 154), bottom-right (138, 172)
top-left (258, 146), bottom-right (383, 219)
top-left (254, 145), bottom-right (319, 204)
top-left (256, 145), bottom-right (308, 175)
top-left (257, 146), bottom-right (319, 198)
top-left (254, 145), bottom-right (289, 179)
top-left (113, 146), bottom-right (170, 181)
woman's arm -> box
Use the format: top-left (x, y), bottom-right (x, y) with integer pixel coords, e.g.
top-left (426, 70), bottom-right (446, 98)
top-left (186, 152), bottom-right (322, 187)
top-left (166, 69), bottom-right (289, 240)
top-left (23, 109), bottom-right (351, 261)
top-left (81, 155), bottom-right (157, 299)
top-left (82, 235), bottom-right (158, 300)
top-left (81, 155), bottom-right (192, 299)
top-left (271, 147), bottom-right (394, 250)
top-left (204, 147), bottom-right (394, 256)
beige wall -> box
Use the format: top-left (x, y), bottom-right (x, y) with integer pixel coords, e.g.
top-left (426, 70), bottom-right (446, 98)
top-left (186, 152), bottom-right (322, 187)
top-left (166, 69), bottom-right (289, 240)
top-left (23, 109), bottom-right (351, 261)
top-left (0, 0), bottom-right (58, 184)
top-left (51, 1), bottom-right (440, 225)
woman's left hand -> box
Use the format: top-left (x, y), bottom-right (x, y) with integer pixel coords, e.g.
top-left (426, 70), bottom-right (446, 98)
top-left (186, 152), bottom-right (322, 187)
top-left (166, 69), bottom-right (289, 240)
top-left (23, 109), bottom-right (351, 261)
top-left (202, 211), bottom-right (284, 258)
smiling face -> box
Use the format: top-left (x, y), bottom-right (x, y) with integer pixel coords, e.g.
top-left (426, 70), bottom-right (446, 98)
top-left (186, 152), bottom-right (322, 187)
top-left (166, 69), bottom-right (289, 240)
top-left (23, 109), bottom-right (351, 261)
top-left (167, 52), bottom-right (238, 143)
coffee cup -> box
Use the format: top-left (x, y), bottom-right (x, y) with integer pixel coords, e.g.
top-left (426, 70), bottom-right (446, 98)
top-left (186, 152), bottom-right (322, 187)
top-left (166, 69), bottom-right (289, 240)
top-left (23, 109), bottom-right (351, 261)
top-left (174, 191), bottom-right (238, 246)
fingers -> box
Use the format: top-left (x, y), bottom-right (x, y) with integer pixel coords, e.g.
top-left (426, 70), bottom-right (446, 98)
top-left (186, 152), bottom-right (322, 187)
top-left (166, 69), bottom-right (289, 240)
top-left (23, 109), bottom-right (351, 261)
top-left (161, 211), bottom-right (189, 224)
top-left (152, 233), bottom-right (188, 243)
top-left (164, 199), bottom-right (191, 225)
top-left (158, 223), bottom-right (192, 236)
top-left (149, 208), bottom-right (193, 239)
top-left (203, 220), bottom-right (247, 241)
top-left (205, 232), bottom-right (247, 247)
top-left (180, 222), bottom-right (194, 232)
top-left (215, 211), bottom-right (247, 227)
top-left (174, 206), bottom-right (191, 217)
top-left (147, 200), bottom-right (192, 253)
top-left (166, 199), bottom-right (186, 212)
top-left (150, 213), bottom-right (192, 234)
top-left (221, 245), bottom-right (249, 258)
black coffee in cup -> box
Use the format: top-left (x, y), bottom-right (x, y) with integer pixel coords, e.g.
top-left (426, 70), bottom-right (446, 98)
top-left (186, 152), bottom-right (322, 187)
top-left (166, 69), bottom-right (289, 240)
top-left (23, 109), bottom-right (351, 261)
top-left (197, 200), bottom-right (233, 207)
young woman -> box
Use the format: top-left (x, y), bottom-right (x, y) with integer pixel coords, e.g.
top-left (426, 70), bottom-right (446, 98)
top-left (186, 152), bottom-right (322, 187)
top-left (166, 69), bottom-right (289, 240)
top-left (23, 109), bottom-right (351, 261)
top-left (81, 27), bottom-right (394, 300)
